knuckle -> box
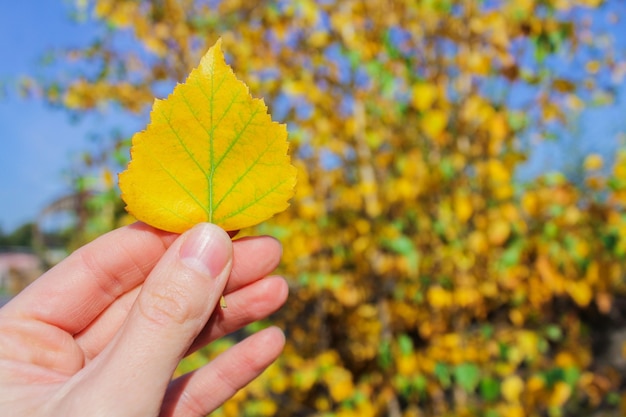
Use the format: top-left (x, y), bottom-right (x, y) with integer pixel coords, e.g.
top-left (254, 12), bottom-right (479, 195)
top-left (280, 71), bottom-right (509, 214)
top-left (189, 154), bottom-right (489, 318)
top-left (138, 278), bottom-right (200, 326)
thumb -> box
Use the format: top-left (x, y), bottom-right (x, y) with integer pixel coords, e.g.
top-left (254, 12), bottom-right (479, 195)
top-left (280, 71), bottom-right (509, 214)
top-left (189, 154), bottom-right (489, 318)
top-left (71, 223), bottom-right (233, 416)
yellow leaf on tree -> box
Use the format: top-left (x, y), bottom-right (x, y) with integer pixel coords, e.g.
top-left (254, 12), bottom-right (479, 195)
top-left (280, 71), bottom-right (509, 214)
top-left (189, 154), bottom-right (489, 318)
top-left (566, 280), bottom-right (592, 307)
top-left (119, 39), bottom-right (297, 233)
top-left (325, 367), bottom-right (354, 402)
top-left (549, 381), bottom-right (572, 407)
top-left (453, 191), bottom-right (473, 224)
top-left (411, 82), bottom-right (438, 111)
top-left (583, 153), bottom-right (603, 171)
top-left (502, 375), bottom-right (524, 403)
top-left (421, 109), bottom-right (448, 139)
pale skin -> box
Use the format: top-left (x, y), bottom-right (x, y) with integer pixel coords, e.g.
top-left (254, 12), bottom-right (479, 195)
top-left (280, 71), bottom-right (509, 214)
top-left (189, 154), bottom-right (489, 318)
top-left (0, 222), bottom-right (289, 416)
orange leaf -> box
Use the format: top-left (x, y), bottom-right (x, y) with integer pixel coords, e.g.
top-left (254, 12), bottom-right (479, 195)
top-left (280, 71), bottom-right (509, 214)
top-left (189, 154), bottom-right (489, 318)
top-left (119, 40), bottom-right (297, 233)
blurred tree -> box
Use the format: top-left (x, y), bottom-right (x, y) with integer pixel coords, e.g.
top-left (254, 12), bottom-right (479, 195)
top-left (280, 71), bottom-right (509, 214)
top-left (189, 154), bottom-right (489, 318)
top-left (0, 223), bottom-right (34, 248)
top-left (29, 0), bottom-right (626, 415)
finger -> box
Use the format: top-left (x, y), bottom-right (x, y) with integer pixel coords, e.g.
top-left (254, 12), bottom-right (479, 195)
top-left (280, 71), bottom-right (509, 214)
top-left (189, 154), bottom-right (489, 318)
top-left (160, 326), bottom-right (285, 417)
top-left (187, 275), bottom-right (288, 354)
top-left (228, 235), bottom-right (282, 289)
top-left (0, 222), bottom-right (176, 333)
top-left (68, 223), bottom-right (234, 417)
top-left (1, 224), bottom-right (282, 336)
top-left (0, 317), bottom-right (84, 376)
top-left (74, 275), bottom-right (288, 362)
top-left (72, 237), bottom-right (283, 358)
top-left (74, 285), bottom-right (141, 361)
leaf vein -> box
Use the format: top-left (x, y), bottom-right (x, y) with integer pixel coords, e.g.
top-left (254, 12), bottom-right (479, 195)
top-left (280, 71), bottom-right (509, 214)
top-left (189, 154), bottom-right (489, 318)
top-left (158, 103), bottom-right (207, 178)
top-left (216, 176), bottom-right (291, 224)
top-left (212, 128), bottom-right (275, 212)
top-left (141, 132), bottom-right (210, 217)
top-left (213, 106), bottom-right (262, 174)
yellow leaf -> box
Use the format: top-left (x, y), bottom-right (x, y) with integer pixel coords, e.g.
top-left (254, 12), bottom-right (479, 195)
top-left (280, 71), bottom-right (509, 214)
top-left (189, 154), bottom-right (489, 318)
top-left (397, 353), bottom-right (418, 376)
top-left (421, 109), bottom-right (448, 139)
top-left (522, 191), bottom-right (539, 216)
top-left (467, 50), bottom-right (491, 75)
top-left (427, 286), bottom-right (453, 308)
top-left (502, 375), bottom-right (524, 403)
top-left (549, 381), bottom-right (572, 407)
top-left (119, 40), bottom-right (297, 232)
top-left (583, 153), bottom-right (603, 171)
top-left (566, 280), bottom-right (592, 307)
top-left (527, 374), bottom-right (545, 393)
top-left (468, 231), bottom-right (488, 254)
top-left (487, 219), bottom-right (510, 246)
top-left (327, 368), bottom-right (354, 402)
top-left (454, 191), bottom-right (473, 224)
top-left (411, 82), bottom-right (438, 111)
top-left (495, 404), bottom-right (525, 417)
top-left (586, 60), bottom-right (601, 74)
top-left (487, 112), bottom-right (509, 154)
top-left (555, 351), bottom-right (576, 368)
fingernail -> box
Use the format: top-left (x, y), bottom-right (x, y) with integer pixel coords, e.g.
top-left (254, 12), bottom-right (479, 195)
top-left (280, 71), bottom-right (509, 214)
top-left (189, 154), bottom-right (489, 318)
top-left (179, 223), bottom-right (231, 277)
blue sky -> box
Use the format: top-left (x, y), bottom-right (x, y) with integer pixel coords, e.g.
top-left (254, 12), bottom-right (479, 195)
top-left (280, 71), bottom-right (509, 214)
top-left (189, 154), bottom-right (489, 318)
top-left (0, 2), bottom-right (95, 232)
top-left (0, 2), bottom-right (143, 233)
top-left (1, 2), bottom-right (625, 233)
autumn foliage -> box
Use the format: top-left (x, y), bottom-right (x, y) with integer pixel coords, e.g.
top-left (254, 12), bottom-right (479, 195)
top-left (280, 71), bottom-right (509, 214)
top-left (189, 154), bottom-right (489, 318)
top-left (31, 0), bottom-right (626, 415)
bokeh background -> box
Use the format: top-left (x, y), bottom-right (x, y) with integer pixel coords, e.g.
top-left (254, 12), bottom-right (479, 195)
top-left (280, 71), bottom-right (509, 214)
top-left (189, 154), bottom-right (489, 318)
top-left (3, 1), bottom-right (626, 416)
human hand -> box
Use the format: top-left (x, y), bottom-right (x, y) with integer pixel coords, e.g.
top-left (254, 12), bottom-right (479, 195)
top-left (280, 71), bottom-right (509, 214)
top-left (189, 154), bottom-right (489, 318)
top-left (0, 222), bottom-right (288, 417)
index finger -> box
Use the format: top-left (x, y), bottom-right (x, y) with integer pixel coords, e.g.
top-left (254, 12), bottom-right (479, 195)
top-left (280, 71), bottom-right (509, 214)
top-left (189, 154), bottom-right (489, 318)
top-left (0, 222), bottom-right (282, 335)
top-left (0, 223), bottom-right (176, 334)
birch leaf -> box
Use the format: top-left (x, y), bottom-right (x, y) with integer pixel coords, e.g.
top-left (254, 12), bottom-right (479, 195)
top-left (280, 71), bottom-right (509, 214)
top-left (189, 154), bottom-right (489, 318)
top-left (119, 39), bottom-right (297, 233)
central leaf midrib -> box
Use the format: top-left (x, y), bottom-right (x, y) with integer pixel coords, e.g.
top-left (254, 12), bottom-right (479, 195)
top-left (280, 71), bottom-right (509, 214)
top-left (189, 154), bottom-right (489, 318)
top-left (208, 64), bottom-right (217, 223)
top-left (190, 70), bottom-right (241, 225)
